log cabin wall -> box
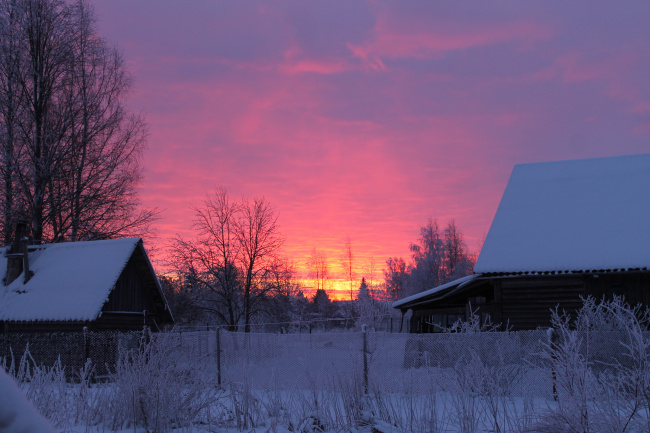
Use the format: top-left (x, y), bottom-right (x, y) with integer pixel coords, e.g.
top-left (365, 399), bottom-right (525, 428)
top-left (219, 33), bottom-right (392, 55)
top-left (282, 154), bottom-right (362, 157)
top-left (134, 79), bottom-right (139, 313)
top-left (584, 271), bottom-right (650, 306)
top-left (497, 276), bottom-right (586, 330)
top-left (406, 271), bottom-right (650, 333)
top-left (410, 307), bottom-right (466, 333)
top-left (496, 271), bottom-right (650, 330)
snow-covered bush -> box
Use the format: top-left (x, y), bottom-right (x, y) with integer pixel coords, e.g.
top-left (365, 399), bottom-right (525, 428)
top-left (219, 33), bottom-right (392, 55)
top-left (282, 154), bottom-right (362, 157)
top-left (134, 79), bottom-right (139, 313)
top-left (1, 345), bottom-right (71, 429)
top-left (533, 296), bottom-right (650, 433)
top-left (106, 329), bottom-right (224, 432)
top-left (439, 309), bottom-right (529, 433)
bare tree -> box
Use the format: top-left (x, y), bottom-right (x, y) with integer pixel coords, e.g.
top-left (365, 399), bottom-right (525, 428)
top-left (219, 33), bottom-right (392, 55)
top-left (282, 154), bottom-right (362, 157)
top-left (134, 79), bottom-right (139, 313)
top-left (365, 255), bottom-right (377, 295)
top-left (340, 236), bottom-right (355, 301)
top-left (235, 195), bottom-right (284, 332)
top-left (56, 0), bottom-right (151, 241)
top-left (171, 188), bottom-right (284, 332)
top-left (171, 189), bottom-right (242, 330)
top-left (307, 248), bottom-right (329, 292)
top-left (11, 0), bottom-right (73, 243)
top-left (0, 0), bottom-right (25, 243)
top-left (0, 0), bottom-right (154, 243)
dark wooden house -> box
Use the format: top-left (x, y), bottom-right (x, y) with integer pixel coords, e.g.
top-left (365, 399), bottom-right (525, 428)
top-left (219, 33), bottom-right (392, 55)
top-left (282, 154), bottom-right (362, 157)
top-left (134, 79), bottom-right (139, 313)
top-left (0, 236), bottom-right (173, 333)
top-left (395, 154), bottom-right (650, 331)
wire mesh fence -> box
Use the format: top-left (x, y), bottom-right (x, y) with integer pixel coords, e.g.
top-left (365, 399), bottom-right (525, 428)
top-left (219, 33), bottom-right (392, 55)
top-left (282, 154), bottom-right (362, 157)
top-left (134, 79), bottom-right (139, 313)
top-left (159, 327), bottom-right (555, 398)
top-left (0, 330), bottom-right (140, 379)
top-left (1, 326), bottom-right (642, 401)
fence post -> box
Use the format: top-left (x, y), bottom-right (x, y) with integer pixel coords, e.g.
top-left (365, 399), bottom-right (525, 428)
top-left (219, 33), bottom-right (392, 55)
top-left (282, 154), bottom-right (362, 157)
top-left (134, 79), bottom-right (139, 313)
top-left (83, 326), bottom-right (89, 362)
top-left (216, 327), bottom-right (222, 387)
top-left (362, 324), bottom-right (369, 395)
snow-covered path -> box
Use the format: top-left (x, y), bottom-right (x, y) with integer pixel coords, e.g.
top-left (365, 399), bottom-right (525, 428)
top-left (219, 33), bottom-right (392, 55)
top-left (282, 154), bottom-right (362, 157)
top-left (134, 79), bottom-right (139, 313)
top-left (0, 369), bottom-right (54, 433)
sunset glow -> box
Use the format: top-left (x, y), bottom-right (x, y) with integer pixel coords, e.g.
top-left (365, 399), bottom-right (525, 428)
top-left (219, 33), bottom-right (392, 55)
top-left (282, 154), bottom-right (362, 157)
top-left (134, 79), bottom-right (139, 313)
top-left (91, 1), bottom-right (650, 296)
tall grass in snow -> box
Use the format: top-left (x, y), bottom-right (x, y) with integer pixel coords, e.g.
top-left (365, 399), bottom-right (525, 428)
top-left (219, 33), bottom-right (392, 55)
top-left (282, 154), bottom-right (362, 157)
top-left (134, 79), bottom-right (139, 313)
top-left (4, 297), bottom-right (650, 432)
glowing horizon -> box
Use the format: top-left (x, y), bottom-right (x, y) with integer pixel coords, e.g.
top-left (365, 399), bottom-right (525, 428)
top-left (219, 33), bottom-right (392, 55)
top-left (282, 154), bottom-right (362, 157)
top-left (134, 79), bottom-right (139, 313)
top-left (299, 278), bottom-right (371, 302)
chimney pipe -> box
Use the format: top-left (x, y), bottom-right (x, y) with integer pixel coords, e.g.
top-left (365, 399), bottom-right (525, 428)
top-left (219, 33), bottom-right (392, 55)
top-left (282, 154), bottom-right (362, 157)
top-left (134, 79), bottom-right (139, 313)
top-left (22, 237), bottom-right (32, 284)
top-left (4, 221), bottom-right (28, 286)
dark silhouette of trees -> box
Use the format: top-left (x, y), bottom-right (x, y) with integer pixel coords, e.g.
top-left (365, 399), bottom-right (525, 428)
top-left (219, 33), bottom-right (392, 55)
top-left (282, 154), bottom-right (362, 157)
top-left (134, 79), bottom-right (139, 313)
top-left (261, 259), bottom-right (308, 328)
top-left (171, 188), bottom-right (284, 332)
top-left (311, 288), bottom-right (335, 318)
top-left (158, 275), bottom-right (203, 325)
top-left (384, 219), bottom-right (475, 299)
top-left (0, 0), bottom-right (153, 243)
top-left (383, 256), bottom-right (407, 301)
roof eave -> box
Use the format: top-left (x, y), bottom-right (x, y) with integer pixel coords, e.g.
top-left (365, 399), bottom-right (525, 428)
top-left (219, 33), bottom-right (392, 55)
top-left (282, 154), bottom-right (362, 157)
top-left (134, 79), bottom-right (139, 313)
top-left (392, 275), bottom-right (482, 310)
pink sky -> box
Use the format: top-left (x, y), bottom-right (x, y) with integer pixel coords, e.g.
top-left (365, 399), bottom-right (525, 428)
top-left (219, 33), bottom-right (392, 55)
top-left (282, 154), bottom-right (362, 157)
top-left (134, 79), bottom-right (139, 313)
top-left (91, 1), bottom-right (650, 281)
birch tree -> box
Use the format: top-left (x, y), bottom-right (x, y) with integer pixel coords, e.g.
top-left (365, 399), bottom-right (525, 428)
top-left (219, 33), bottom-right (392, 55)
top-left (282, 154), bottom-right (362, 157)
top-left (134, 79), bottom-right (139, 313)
top-left (383, 256), bottom-right (407, 301)
top-left (0, 0), bottom-right (24, 243)
top-left (384, 218), bottom-right (475, 297)
top-left (0, 0), bottom-right (153, 243)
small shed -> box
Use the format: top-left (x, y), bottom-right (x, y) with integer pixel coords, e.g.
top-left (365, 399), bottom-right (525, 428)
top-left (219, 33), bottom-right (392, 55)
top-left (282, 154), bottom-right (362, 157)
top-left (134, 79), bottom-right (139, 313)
top-left (0, 236), bottom-right (173, 332)
top-left (395, 154), bottom-right (650, 331)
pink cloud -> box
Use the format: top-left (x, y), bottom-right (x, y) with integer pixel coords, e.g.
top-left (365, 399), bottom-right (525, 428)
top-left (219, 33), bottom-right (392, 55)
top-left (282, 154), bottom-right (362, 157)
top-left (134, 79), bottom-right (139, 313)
top-left (280, 59), bottom-right (352, 75)
top-left (348, 17), bottom-right (553, 66)
top-left (630, 102), bottom-right (650, 114)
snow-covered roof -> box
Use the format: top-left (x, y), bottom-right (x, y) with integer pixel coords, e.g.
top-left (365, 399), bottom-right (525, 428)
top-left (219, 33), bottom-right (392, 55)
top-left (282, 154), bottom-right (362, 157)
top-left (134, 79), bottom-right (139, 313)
top-left (392, 274), bottom-right (478, 309)
top-left (474, 154), bottom-right (650, 274)
top-left (0, 238), bottom-right (141, 322)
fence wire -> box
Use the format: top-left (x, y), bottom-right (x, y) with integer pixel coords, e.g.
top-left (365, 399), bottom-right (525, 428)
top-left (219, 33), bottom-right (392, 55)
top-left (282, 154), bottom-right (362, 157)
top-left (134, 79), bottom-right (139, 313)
top-left (0, 330), bottom-right (140, 379)
top-left (1, 327), bottom-right (642, 400)
top-left (159, 328), bottom-right (555, 398)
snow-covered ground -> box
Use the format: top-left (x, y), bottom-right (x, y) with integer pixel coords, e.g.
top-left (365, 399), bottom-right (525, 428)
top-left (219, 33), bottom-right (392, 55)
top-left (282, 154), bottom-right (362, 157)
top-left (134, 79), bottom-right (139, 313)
top-left (4, 315), bottom-right (650, 433)
top-left (0, 369), bottom-right (54, 433)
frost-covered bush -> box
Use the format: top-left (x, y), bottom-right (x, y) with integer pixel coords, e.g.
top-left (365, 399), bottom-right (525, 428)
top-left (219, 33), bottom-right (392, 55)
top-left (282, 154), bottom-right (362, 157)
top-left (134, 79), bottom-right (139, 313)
top-left (532, 296), bottom-right (650, 433)
top-left (1, 346), bottom-right (71, 429)
top-left (106, 329), bottom-right (224, 432)
top-left (7, 332), bottom-right (227, 432)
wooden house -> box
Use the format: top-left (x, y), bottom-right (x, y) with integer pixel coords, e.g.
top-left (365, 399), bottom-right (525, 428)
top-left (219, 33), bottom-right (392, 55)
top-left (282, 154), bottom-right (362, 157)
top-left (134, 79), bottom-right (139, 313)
top-left (0, 234), bottom-right (173, 333)
top-left (394, 154), bottom-right (650, 331)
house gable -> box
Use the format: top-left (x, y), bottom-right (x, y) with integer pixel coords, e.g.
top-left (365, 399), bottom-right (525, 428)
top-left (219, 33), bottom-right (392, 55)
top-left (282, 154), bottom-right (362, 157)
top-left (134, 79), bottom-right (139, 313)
top-left (98, 243), bottom-right (173, 330)
top-left (0, 238), bottom-right (172, 331)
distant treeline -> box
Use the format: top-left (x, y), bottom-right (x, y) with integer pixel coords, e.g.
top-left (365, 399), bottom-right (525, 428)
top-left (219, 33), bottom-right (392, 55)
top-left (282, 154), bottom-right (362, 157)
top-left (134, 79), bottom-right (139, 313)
top-left (384, 219), bottom-right (476, 301)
